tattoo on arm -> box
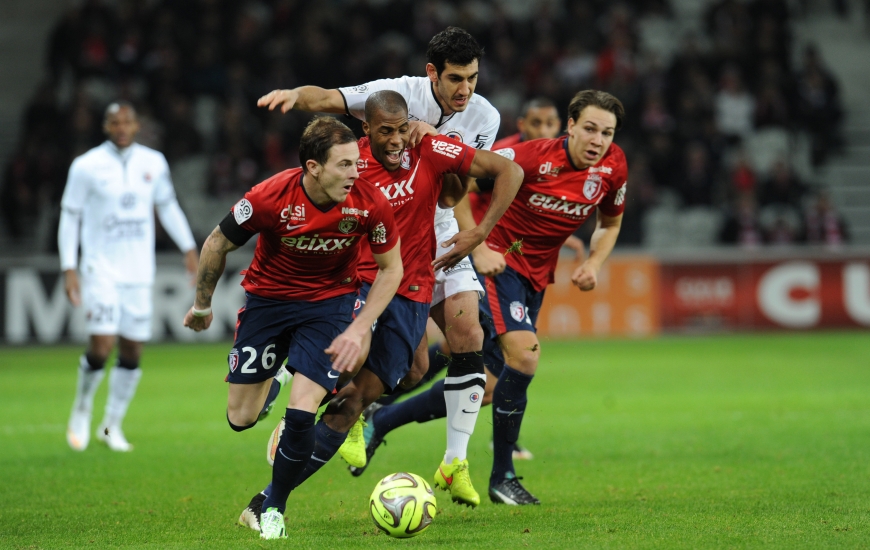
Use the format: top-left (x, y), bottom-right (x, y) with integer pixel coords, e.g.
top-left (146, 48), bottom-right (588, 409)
top-left (195, 226), bottom-right (238, 307)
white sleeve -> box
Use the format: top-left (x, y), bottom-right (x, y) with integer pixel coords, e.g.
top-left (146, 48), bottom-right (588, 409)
top-left (477, 110), bottom-right (501, 151)
top-left (58, 158), bottom-right (89, 271)
top-left (153, 157), bottom-right (196, 252)
top-left (338, 77), bottom-right (413, 122)
top-left (156, 199), bottom-right (196, 252)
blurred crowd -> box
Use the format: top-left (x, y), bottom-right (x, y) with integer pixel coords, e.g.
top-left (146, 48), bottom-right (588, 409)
top-left (0, 0), bottom-right (851, 248)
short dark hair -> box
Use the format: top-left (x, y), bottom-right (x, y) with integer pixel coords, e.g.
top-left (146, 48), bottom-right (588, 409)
top-left (364, 90), bottom-right (408, 122)
top-left (426, 27), bottom-right (484, 76)
top-left (104, 100), bottom-right (137, 122)
top-left (299, 116), bottom-right (357, 172)
top-left (567, 90), bottom-right (625, 130)
top-left (519, 97), bottom-right (558, 118)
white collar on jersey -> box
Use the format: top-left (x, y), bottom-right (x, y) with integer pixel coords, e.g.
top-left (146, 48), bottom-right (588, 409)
top-left (429, 81), bottom-right (457, 129)
top-left (104, 140), bottom-right (135, 163)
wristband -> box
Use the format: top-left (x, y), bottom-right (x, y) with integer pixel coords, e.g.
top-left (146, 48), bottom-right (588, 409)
top-left (191, 306), bottom-right (212, 317)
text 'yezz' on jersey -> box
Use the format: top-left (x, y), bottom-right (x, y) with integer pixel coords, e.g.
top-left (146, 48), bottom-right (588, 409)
top-left (227, 168), bottom-right (398, 301)
top-left (487, 138), bottom-right (628, 291)
top-left (356, 135), bottom-right (476, 302)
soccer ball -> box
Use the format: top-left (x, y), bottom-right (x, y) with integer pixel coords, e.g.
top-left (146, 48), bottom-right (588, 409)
top-left (370, 472), bottom-right (437, 538)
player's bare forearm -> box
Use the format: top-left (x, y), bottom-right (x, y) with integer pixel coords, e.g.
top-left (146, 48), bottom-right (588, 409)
top-left (585, 212), bottom-right (622, 272)
top-left (467, 152), bottom-right (523, 238)
top-left (257, 86), bottom-right (345, 114)
top-left (193, 226), bottom-right (238, 309)
top-left (327, 245), bottom-right (403, 371)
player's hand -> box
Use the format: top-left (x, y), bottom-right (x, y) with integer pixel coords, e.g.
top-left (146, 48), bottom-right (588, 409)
top-left (471, 243), bottom-right (506, 276)
top-left (184, 249), bottom-right (199, 285)
top-left (257, 89), bottom-right (298, 113)
top-left (432, 228), bottom-right (484, 272)
top-left (571, 262), bottom-right (598, 291)
top-left (63, 270), bottom-right (81, 307)
top-left (183, 307), bottom-right (213, 331)
top-left (325, 327), bottom-right (365, 372)
top-left (408, 121), bottom-right (438, 148)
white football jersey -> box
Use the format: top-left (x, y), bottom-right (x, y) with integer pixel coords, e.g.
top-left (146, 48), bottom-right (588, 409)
top-left (59, 142), bottom-right (191, 284)
top-left (339, 76), bottom-right (500, 224)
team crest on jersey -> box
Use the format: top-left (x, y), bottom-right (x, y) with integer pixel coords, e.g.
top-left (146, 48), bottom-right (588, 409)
top-left (495, 148), bottom-right (515, 161)
top-left (234, 199), bottom-right (253, 225)
top-left (143, 172), bottom-right (152, 182)
top-left (583, 174), bottom-right (603, 200)
top-left (120, 193), bottom-right (136, 209)
top-left (338, 216), bottom-right (359, 234)
top-left (400, 150), bottom-right (411, 170)
top-left (444, 130), bottom-right (463, 143)
top-left (228, 349), bottom-right (239, 372)
top-left (509, 301), bottom-right (526, 322)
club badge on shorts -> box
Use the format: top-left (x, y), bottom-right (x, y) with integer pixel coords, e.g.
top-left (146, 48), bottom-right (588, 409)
top-left (228, 349), bottom-right (240, 372)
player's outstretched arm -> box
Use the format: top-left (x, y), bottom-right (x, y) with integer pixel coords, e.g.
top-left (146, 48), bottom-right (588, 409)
top-left (257, 86), bottom-right (346, 114)
top-left (451, 182), bottom-right (507, 277)
top-left (326, 242), bottom-right (403, 372)
top-left (433, 150), bottom-right (523, 272)
top-left (183, 225), bottom-right (239, 331)
top-left (572, 212), bottom-right (622, 291)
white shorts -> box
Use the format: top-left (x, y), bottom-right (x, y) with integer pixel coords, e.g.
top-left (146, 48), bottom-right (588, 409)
top-left (431, 218), bottom-right (485, 306)
top-left (82, 275), bottom-right (152, 341)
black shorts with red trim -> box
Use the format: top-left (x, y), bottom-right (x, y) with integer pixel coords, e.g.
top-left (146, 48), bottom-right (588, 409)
top-left (478, 265), bottom-right (545, 377)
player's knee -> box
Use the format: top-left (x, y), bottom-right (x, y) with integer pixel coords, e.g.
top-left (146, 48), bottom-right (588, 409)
top-left (446, 320), bottom-right (484, 353)
top-left (83, 352), bottom-right (108, 371)
top-left (116, 356), bottom-right (139, 370)
top-left (509, 351), bottom-right (538, 375)
top-left (226, 412), bottom-right (258, 432)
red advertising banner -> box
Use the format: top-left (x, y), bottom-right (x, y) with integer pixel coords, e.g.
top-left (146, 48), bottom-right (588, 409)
top-left (660, 257), bottom-right (870, 330)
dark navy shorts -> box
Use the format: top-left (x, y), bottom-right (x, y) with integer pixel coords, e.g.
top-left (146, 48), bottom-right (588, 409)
top-left (478, 265), bottom-right (545, 377)
top-left (226, 291), bottom-right (357, 391)
top-left (357, 283), bottom-right (429, 392)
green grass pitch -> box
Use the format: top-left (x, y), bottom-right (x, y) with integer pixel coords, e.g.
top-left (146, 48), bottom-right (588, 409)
top-left (1, 332), bottom-right (869, 548)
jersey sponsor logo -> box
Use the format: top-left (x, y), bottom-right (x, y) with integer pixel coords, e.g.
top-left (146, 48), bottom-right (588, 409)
top-left (228, 348), bottom-right (239, 372)
top-left (528, 193), bottom-right (597, 218)
top-left (589, 165), bottom-right (613, 174)
top-left (103, 216), bottom-right (147, 239)
top-left (509, 301), bottom-right (526, 322)
top-left (345, 85), bottom-right (368, 94)
top-left (280, 234), bottom-right (356, 252)
top-left (538, 161), bottom-right (563, 178)
top-left (432, 139), bottom-right (463, 159)
top-left (234, 199), bottom-right (254, 225)
top-left (370, 222), bottom-right (387, 245)
top-left (120, 193), bottom-right (136, 209)
top-left (583, 173), bottom-right (602, 200)
top-left (495, 148), bottom-right (515, 161)
top-left (400, 150), bottom-right (411, 170)
top-left (357, 158), bottom-right (368, 170)
top-left (341, 207), bottom-right (369, 217)
top-left (280, 204), bottom-right (306, 222)
top-left (377, 178), bottom-right (415, 201)
top-left (614, 182), bottom-right (627, 206)
top-left (338, 216), bottom-right (359, 234)
top-left (473, 134), bottom-right (489, 149)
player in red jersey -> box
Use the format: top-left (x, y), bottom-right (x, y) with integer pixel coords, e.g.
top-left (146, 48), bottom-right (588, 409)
top-left (363, 90), bottom-right (628, 506)
top-left (182, 116), bottom-right (403, 539)
top-left (235, 91), bottom-right (522, 529)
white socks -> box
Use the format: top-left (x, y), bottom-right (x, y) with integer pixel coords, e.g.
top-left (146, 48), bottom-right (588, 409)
top-left (102, 366), bottom-right (142, 428)
top-left (73, 355), bottom-right (105, 414)
top-left (443, 367), bottom-right (486, 463)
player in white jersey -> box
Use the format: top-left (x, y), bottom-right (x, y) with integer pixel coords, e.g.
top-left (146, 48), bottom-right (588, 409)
top-left (256, 27), bottom-right (499, 508)
top-left (58, 101), bottom-right (198, 452)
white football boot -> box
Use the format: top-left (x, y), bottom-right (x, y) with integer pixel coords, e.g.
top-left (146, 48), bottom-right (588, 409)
top-left (96, 424), bottom-right (133, 452)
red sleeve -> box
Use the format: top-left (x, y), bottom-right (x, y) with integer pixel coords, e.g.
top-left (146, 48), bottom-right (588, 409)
top-left (365, 188), bottom-right (399, 255)
top-left (597, 150), bottom-right (629, 218)
top-left (232, 175), bottom-right (280, 233)
top-left (422, 136), bottom-right (477, 176)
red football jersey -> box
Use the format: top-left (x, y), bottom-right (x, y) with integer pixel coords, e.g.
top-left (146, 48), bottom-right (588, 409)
top-left (356, 135), bottom-right (476, 302)
top-left (230, 168), bottom-right (398, 301)
top-left (469, 133), bottom-right (523, 223)
top-left (485, 138), bottom-right (628, 291)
